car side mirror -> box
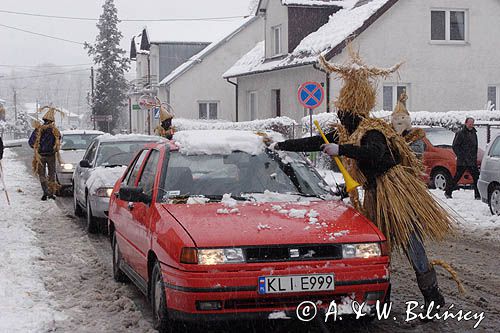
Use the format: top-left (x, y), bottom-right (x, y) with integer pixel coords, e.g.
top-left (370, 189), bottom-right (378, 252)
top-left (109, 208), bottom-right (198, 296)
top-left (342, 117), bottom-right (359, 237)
top-left (119, 186), bottom-right (151, 204)
top-left (79, 160), bottom-right (91, 168)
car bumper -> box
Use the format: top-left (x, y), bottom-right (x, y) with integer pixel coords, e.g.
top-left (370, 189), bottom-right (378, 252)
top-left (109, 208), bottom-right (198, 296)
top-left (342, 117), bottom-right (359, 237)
top-left (478, 179), bottom-right (489, 203)
top-left (161, 260), bottom-right (390, 321)
top-left (56, 171), bottom-right (74, 187)
top-left (89, 195), bottom-right (110, 218)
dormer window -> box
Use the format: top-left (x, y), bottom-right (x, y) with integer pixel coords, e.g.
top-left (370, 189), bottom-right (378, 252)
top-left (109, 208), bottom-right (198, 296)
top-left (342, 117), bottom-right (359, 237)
top-left (271, 25), bottom-right (282, 56)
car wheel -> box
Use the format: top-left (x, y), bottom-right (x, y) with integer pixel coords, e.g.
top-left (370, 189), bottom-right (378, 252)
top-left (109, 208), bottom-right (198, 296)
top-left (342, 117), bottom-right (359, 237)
top-left (489, 184), bottom-right (500, 216)
top-left (432, 169), bottom-right (451, 191)
top-left (86, 195), bottom-right (99, 234)
top-left (151, 261), bottom-right (172, 333)
top-left (112, 232), bottom-right (129, 283)
top-left (73, 185), bottom-right (84, 217)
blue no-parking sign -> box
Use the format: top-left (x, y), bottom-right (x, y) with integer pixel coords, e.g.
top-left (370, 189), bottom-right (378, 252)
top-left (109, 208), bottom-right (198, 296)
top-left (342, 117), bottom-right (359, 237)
top-left (297, 81), bottom-right (324, 109)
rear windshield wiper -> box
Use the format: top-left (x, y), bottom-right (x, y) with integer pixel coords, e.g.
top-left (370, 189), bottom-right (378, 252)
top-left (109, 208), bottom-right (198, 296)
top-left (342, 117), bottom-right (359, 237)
top-left (287, 192), bottom-right (325, 200)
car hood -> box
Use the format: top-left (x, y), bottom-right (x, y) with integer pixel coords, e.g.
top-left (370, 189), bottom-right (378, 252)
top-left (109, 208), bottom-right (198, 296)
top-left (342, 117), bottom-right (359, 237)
top-left (162, 200), bottom-right (384, 247)
top-left (87, 166), bottom-right (127, 194)
top-left (59, 149), bottom-right (86, 165)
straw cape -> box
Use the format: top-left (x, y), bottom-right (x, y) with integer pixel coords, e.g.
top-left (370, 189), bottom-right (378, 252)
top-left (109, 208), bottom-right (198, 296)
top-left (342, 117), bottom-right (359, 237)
top-left (31, 106), bottom-right (63, 193)
top-left (154, 102), bottom-right (175, 139)
top-left (319, 47), bottom-right (455, 253)
top-left (391, 91), bottom-right (426, 145)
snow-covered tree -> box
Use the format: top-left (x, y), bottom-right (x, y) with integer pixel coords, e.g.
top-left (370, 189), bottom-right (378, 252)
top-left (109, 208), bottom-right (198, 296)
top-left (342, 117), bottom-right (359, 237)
top-left (85, 0), bottom-right (129, 132)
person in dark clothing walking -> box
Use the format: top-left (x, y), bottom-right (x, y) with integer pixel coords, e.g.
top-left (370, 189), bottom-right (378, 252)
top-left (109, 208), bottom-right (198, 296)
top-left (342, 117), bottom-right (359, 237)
top-left (29, 107), bottom-right (62, 201)
top-left (270, 48), bottom-right (456, 314)
top-left (0, 136), bottom-right (4, 161)
top-left (445, 117), bottom-right (480, 199)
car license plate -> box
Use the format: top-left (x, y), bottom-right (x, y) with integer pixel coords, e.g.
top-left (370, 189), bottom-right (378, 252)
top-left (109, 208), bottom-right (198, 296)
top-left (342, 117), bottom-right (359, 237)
top-left (258, 274), bottom-right (334, 294)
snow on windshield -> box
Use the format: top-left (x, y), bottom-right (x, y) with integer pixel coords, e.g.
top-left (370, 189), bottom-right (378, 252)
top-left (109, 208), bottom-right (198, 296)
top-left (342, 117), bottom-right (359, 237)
top-left (424, 128), bottom-right (455, 146)
top-left (173, 130), bottom-right (283, 155)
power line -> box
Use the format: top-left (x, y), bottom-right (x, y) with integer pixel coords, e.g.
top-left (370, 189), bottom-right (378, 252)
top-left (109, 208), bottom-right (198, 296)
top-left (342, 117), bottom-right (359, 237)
top-left (0, 63), bottom-right (92, 68)
top-left (0, 23), bottom-right (84, 45)
top-left (0, 9), bottom-right (246, 22)
top-left (0, 68), bottom-right (90, 81)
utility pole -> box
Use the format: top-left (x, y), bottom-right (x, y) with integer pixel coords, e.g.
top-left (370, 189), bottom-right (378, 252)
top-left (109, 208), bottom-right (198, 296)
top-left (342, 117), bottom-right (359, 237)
top-left (13, 89), bottom-right (17, 122)
top-left (90, 66), bottom-right (96, 130)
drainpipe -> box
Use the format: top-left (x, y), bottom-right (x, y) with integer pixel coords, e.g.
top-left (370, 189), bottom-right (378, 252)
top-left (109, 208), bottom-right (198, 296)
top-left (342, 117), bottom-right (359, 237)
top-left (226, 78), bottom-right (239, 122)
top-left (313, 64), bottom-right (330, 113)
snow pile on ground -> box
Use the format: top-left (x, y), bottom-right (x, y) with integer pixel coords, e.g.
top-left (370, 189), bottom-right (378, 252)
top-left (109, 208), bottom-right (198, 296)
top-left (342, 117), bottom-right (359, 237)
top-left (173, 117), bottom-right (295, 137)
top-left (431, 189), bottom-right (500, 240)
top-left (0, 150), bottom-right (62, 332)
top-left (174, 130), bottom-right (269, 155)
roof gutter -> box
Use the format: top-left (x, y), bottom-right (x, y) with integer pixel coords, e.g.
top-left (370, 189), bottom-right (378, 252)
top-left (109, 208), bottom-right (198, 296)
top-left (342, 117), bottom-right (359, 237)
top-left (226, 78), bottom-right (239, 122)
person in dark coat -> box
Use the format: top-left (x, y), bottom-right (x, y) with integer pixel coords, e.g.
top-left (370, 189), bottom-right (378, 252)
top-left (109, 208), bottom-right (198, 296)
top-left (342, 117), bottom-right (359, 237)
top-left (29, 108), bottom-right (61, 200)
top-left (444, 117), bottom-right (479, 199)
top-left (0, 136), bottom-right (4, 161)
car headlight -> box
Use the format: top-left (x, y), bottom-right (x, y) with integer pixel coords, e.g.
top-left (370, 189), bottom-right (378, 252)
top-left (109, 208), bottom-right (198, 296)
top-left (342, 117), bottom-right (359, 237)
top-left (61, 163), bottom-right (74, 171)
top-left (95, 187), bottom-right (113, 197)
top-left (342, 243), bottom-right (381, 259)
top-left (180, 248), bottom-right (245, 265)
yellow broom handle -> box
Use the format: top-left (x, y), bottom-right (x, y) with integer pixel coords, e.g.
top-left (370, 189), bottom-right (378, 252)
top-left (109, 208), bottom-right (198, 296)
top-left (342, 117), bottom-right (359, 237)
top-left (313, 120), bottom-right (361, 193)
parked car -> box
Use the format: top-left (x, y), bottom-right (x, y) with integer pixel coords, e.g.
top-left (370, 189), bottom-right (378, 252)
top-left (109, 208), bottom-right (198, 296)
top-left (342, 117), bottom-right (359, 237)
top-left (422, 127), bottom-right (483, 190)
top-left (73, 134), bottom-right (165, 233)
top-left (57, 130), bottom-right (104, 190)
top-left (108, 130), bottom-right (390, 331)
top-left (478, 133), bottom-right (500, 215)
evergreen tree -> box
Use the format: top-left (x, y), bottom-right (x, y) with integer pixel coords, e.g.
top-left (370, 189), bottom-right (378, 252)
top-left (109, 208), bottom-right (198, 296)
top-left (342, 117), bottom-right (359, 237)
top-left (85, 0), bottom-right (129, 132)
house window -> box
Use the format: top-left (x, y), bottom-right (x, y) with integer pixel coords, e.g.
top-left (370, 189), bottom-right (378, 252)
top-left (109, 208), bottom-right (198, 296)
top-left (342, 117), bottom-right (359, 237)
top-left (431, 9), bottom-right (467, 42)
top-left (198, 102), bottom-right (218, 120)
top-left (487, 86), bottom-right (498, 110)
top-left (383, 85), bottom-right (409, 111)
top-left (248, 91), bottom-right (258, 120)
top-left (271, 89), bottom-right (281, 117)
top-left (271, 25), bottom-right (282, 56)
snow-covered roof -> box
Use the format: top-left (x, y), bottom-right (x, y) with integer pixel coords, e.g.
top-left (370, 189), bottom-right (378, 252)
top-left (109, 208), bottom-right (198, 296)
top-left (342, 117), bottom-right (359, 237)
top-left (24, 103), bottom-right (84, 119)
top-left (61, 129), bottom-right (105, 135)
top-left (282, 0), bottom-right (356, 7)
top-left (159, 16), bottom-right (258, 86)
top-left (173, 130), bottom-right (284, 155)
top-left (224, 0), bottom-right (395, 78)
top-left (97, 134), bottom-right (166, 143)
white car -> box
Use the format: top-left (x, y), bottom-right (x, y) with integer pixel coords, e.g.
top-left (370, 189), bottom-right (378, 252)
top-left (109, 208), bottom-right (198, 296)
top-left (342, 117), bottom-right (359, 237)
top-left (57, 130), bottom-right (104, 189)
top-left (478, 133), bottom-right (500, 215)
top-left (73, 134), bottom-right (166, 233)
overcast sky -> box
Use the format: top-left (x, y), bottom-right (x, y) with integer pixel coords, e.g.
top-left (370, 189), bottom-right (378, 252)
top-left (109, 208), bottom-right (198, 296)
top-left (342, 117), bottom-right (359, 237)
top-left (0, 0), bottom-right (252, 67)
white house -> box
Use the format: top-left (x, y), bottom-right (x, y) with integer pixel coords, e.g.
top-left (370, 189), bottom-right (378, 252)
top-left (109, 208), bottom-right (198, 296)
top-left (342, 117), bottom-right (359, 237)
top-left (157, 15), bottom-right (264, 122)
top-left (224, 0), bottom-right (500, 122)
top-left (129, 28), bottom-right (209, 133)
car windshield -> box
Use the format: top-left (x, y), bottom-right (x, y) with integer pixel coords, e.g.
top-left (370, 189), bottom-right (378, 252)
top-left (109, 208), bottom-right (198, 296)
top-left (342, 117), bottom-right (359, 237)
top-left (160, 150), bottom-right (332, 202)
top-left (61, 134), bottom-right (100, 150)
top-left (424, 128), bottom-right (455, 147)
top-left (95, 141), bottom-right (152, 167)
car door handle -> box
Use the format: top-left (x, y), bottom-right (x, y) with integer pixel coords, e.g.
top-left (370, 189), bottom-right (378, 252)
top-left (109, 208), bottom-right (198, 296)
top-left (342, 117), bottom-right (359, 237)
top-left (128, 202), bottom-right (134, 210)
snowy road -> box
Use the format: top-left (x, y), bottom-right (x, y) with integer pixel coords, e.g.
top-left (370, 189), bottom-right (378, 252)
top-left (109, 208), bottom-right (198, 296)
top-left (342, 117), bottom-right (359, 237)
top-left (1, 145), bottom-right (499, 332)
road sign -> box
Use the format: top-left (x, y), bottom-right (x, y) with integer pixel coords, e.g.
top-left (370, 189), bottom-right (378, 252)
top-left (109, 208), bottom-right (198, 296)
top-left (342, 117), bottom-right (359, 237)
top-left (297, 81), bottom-right (324, 109)
top-left (138, 95), bottom-right (157, 110)
top-left (153, 107), bottom-right (160, 119)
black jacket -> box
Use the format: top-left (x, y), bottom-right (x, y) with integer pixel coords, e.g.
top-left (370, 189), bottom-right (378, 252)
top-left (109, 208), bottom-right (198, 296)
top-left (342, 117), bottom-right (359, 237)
top-left (452, 126), bottom-right (478, 166)
top-left (276, 129), bottom-right (400, 188)
top-left (0, 136), bottom-right (3, 160)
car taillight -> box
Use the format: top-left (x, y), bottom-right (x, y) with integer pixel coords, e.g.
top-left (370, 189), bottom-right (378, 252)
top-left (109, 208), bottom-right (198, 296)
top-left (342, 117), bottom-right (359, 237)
top-left (380, 241), bottom-right (389, 256)
top-left (180, 248), bottom-right (198, 264)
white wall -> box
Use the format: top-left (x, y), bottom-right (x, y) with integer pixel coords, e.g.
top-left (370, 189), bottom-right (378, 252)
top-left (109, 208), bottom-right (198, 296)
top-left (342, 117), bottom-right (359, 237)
top-left (237, 0), bottom-right (500, 121)
top-left (264, 0), bottom-right (288, 58)
top-left (159, 17), bottom-right (264, 121)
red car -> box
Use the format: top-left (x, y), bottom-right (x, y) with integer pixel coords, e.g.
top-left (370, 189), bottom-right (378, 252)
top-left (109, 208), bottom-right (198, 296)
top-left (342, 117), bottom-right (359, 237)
top-left (108, 131), bottom-right (390, 331)
top-left (422, 127), bottom-right (483, 190)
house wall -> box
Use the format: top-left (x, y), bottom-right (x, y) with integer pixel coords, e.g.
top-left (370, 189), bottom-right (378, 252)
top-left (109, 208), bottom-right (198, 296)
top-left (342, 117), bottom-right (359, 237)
top-left (237, 65), bottom-right (327, 122)
top-left (265, 0), bottom-right (289, 58)
top-left (158, 18), bottom-right (264, 121)
top-left (328, 0), bottom-right (500, 112)
top-left (237, 0), bottom-right (500, 122)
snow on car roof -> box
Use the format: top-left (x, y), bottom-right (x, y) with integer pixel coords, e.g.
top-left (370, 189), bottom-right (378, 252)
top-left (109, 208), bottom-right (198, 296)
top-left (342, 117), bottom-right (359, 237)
top-left (61, 129), bottom-right (105, 135)
top-left (97, 134), bottom-right (166, 143)
top-left (173, 130), bottom-right (284, 155)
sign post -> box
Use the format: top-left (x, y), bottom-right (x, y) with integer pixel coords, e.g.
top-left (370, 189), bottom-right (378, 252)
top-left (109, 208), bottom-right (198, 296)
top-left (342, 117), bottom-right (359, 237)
top-left (297, 81), bottom-right (324, 137)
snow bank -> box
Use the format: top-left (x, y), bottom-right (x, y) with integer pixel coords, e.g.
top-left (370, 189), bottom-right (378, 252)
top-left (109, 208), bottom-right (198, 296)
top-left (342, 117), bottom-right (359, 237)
top-left (0, 150), bottom-right (62, 331)
top-left (174, 130), bottom-right (270, 155)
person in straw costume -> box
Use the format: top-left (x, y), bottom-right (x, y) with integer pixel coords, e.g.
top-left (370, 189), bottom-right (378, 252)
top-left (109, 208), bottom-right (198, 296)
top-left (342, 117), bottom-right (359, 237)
top-left (28, 106), bottom-right (63, 200)
top-left (391, 91), bottom-right (426, 159)
top-left (271, 47), bottom-right (456, 312)
top-left (154, 104), bottom-right (174, 140)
